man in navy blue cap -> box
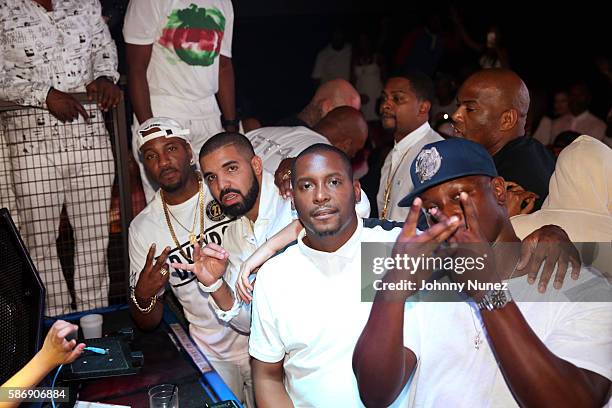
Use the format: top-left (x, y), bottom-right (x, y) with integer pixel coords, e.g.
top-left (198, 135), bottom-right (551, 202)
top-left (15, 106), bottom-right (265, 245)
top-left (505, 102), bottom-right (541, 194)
top-left (353, 138), bottom-right (611, 407)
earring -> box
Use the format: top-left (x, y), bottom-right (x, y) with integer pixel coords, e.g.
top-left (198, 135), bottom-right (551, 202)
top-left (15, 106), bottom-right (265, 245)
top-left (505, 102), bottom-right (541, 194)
top-left (190, 158), bottom-right (195, 166)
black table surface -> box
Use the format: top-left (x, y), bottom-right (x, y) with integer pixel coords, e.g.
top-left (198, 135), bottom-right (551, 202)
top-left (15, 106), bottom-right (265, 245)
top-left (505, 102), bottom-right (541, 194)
top-left (63, 308), bottom-right (213, 408)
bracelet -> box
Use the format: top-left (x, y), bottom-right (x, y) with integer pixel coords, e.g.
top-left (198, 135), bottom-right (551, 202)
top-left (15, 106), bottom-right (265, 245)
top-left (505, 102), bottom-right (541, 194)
top-left (130, 287), bottom-right (157, 314)
top-left (221, 117), bottom-right (240, 127)
top-left (198, 278), bottom-right (224, 293)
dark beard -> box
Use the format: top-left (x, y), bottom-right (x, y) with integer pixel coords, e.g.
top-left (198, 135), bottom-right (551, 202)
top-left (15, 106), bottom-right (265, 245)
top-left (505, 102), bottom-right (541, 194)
top-left (221, 176), bottom-right (260, 218)
top-left (309, 226), bottom-right (341, 237)
top-left (160, 181), bottom-right (182, 193)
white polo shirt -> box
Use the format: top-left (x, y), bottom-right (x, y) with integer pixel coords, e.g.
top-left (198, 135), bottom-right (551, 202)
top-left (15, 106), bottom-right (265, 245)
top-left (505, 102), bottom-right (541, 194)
top-left (249, 218), bottom-right (410, 407)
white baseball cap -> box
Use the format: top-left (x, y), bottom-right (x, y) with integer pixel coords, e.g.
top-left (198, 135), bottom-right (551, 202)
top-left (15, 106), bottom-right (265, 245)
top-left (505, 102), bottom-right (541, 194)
top-left (136, 117), bottom-right (190, 150)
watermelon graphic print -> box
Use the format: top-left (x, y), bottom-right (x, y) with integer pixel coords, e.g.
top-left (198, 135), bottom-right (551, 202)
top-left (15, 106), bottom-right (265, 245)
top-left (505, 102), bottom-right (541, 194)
top-left (158, 3), bottom-right (226, 66)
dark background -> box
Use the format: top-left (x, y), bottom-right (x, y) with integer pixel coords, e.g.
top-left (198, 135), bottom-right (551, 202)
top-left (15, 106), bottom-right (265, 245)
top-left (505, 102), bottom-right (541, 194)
top-left (104, 0), bottom-right (612, 124)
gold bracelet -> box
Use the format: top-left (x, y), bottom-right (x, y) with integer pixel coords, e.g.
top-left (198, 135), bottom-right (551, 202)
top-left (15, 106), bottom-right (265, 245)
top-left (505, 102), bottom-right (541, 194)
top-left (130, 287), bottom-right (157, 314)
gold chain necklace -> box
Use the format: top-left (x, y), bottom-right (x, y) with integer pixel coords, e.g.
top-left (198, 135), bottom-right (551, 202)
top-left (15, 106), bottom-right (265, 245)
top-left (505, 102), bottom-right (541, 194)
top-left (161, 175), bottom-right (206, 262)
top-left (381, 147), bottom-right (414, 219)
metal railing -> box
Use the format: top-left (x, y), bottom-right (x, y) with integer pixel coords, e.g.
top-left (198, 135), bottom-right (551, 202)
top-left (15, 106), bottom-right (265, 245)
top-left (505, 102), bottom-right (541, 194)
top-left (0, 93), bottom-right (132, 316)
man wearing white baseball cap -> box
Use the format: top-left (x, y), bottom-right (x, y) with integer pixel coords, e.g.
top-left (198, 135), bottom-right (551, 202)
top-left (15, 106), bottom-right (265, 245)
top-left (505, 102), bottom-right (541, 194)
top-left (128, 118), bottom-right (252, 406)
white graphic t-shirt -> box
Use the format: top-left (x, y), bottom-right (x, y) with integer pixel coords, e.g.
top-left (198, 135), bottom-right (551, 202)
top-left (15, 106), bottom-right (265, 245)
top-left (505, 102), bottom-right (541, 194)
top-left (123, 0), bottom-right (233, 119)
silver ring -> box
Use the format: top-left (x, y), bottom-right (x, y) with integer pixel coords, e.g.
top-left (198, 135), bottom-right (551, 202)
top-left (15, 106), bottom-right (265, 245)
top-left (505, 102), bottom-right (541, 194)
top-left (160, 266), bottom-right (169, 277)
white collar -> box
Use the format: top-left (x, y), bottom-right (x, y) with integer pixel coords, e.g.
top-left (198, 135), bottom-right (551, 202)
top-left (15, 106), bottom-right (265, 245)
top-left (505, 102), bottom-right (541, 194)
top-left (297, 216), bottom-right (363, 263)
top-left (237, 171), bottom-right (281, 231)
top-left (394, 121), bottom-right (432, 153)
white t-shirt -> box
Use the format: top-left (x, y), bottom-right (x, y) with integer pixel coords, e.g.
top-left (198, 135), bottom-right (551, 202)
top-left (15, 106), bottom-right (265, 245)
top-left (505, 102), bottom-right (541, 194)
top-left (246, 125), bottom-right (372, 218)
top-left (249, 219), bottom-right (410, 407)
top-left (128, 184), bottom-right (249, 362)
top-left (123, 0), bottom-right (234, 119)
top-left (403, 268), bottom-right (612, 407)
top-left (311, 44), bottom-right (352, 83)
top-left (246, 126), bottom-right (329, 174)
top-left (209, 171), bottom-right (294, 332)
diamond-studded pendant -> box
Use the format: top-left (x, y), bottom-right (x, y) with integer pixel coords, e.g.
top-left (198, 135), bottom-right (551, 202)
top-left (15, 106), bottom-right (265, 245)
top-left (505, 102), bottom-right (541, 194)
top-left (474, 332), bottom-right (483, 350)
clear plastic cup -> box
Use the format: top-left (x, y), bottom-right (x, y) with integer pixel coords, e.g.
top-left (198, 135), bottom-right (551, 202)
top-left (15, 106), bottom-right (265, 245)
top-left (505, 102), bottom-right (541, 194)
top-left (148, 384), bottom-right (179, 408)
top-left (79, 314), bottom-right (103, 339)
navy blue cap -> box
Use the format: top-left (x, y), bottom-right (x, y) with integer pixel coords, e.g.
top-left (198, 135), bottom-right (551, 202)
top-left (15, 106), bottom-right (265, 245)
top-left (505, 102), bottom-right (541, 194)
top-left (397, 138), bottom-right (498, 207)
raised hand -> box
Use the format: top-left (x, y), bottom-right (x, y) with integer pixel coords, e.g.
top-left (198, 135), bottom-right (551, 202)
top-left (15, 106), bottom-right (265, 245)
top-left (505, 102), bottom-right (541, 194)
top-left (134, 244), bottom-right (171, 300)
top-left (171, 243), bottom-right (229, 287)
top-left (39, 320), bottom-right (85, 368)
top-left (274, 158), bottom-right (295, 200)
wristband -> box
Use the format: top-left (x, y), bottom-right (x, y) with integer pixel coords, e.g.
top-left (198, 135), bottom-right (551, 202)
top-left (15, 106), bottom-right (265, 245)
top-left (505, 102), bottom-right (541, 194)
top-left (198, 278), bottom-right (224, 293)
top-left (221, 117), bottom-right (240, 127)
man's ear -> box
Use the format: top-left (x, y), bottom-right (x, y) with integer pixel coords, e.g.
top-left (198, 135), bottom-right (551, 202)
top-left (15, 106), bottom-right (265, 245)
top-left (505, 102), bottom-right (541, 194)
top-left (491, 176), bottom-right (507, 205)
top-left (336, 139), bottom-right (352, 157)
top-left (354, 180), bottom-right (362, 203)
top-left (251, 155), bottom-right (263, 176)
top-left (418, 100), bottom-right (432, 116)
top-left (320, 99), bottom-right (332, 117)
top-left (500, 109), bottom-right (518, 131)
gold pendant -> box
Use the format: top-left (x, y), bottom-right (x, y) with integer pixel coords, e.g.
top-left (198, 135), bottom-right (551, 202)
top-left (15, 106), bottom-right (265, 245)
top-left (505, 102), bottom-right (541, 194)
top-left (189, 233), bottom-right (197, 246)
top-left (474, 332), bottom-right (483, 350)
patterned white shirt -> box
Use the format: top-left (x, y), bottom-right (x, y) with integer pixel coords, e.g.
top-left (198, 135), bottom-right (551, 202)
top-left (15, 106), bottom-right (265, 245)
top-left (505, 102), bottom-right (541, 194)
top-left (0, 0), bottom-right (119, 108)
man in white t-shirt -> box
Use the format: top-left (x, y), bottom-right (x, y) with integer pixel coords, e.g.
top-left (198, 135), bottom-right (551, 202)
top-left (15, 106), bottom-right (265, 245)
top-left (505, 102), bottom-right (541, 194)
top-left (312, 27), bottom-right (352, 85)
top-left (247, 106), bottom-right (367, 174)
top-left (172, 133), bottom-right (373, 337)
top-left (123, 0), bottom-right (237, 202)
top-left (127, 118), bottom-right (252, 406)
top-left (248, 144), bottom-right (412, 407)
top-left (354, 138), bottom-right (611, 407)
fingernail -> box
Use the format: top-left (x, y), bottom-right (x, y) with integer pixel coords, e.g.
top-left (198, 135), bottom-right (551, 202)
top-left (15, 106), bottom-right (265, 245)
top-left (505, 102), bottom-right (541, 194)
top-left (528, 277), bottom-right (535, 284)
top-left (449, 216), bottom-right (459, 223)
top-left (554, 281), bottom-right (562, 289)
top-left (460, 192), bottom-right (468, 199)
top-left (538, 284), bottom-right (545, 293)
top-left (152, 243), bottom-right (156, 249)
top-left (165, 246), bottom-right (171, 251)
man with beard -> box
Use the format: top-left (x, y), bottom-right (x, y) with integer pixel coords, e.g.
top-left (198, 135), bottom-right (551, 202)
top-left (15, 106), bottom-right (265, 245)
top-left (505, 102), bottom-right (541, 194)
top-left (124, 0), bottom-right (237, 202)
top-left (189, 132), bottom-right (295, 332)
top-left (175, 132), bottom-right (372, 333)
top-left (377, 71), bottom-right (443, 221)
top-left (248, 144), bottom-right (412, 406)
top-left (127, 118), bottom-right (253, 407)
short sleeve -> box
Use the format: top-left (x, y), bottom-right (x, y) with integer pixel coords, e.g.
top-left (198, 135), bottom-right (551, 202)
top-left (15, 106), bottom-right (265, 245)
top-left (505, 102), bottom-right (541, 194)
top-left (123, 0), bottom-right (167, 45)
top-left (402, 302), bottom-right (422, 356)
top-left (219, 0), bottom-right (233, 58)
top-left (545, 301), bottom-right (612, 381)
top-left (311, 49), bottom-right (324, 80)
top-left (248, 267), bottom-right (285, 363)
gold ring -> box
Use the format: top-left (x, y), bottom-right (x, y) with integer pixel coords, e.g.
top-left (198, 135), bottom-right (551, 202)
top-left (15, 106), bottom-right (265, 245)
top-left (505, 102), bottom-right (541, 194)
top-left (160, 266), bottom-right (169, 277)
top-left (281, 170), bottom-right (291, 181)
